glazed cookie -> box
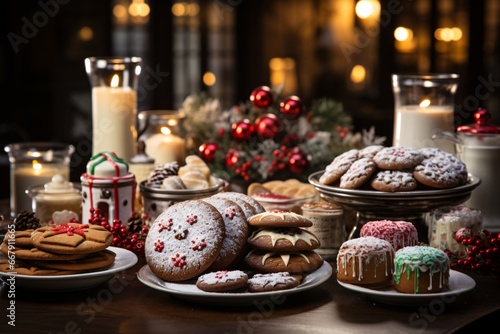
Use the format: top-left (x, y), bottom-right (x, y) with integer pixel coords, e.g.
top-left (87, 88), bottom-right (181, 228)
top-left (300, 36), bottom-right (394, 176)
top-left (247, 272), bottom-right (300, 292)
top-left (247, 227), bottom-right (320, 251)
top-left (370, 170), bottom-right (418, 192)
top-left (145, 200), bottom-right (225, 281)
top-left (31, 223), bottom-right (113, 255)
top-left (202, 197), bottom-right (249, 270)
top-left (196, 270), bottom-right (249, 292)
top-left (0, 243), bottom-right (87, 261)
top-left (413, 155), bottom-right (468, 189)
top-left (339, 157), bottom-right (377, 189)
top-left (358, 145), bottom-right (385, 159)
top-left (213, 192), bottom-right (266, 215)
top-left (373, 147), bottom-right (424, 170)
top-left (0, 259), bottom-right (83, 276)
top-left (248, 211), bottom-right (313, 228)
top-left (244, 249), bottom-right (323, 273)
top-left (31, 249), bottom-right (116, 271)
top-left (319, 149), bottom-right (359, 185)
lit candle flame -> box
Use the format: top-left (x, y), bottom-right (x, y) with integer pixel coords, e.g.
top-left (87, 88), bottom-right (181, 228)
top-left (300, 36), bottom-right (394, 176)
top-left (419, 99), bottom-right (431, 108)
top-left (110, 74), bottom-right (120, 87)
top-left (161, 126), bottom-right (171, 136)
top-left (32, 160), bottom-right (42, 171)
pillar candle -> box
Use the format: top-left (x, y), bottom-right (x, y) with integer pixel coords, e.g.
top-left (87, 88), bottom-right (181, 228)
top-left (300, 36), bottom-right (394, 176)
top-left (145, 130), bottom-right (186, 165)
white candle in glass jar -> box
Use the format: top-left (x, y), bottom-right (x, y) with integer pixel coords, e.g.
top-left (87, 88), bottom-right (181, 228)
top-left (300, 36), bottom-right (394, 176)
top-left (393, 101), bottom-right (454, 151)
top-left (145, 127), bottom-right (186, 165)
top-left (12, 162), bottom-right (68, 214)
top-left (92, 75), bottom-right (137, 162)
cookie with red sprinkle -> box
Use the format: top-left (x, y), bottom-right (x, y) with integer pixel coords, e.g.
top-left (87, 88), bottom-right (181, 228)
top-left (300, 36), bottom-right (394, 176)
top-left (196, 270), bottom-right (248, 292)
top-left (145, 200), bottom-right (225, 281)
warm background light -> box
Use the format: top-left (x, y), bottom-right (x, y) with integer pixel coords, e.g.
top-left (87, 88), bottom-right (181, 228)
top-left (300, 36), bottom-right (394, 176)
top-left (355, 0), bottom-right (381, 19)
top-left (350, 65), bottom-right (366, 83)
top-left (203, 72), bottom-right (216, 86)
top-left (394, 27), bottom-right (413, 42)
top-left (435, 27), bottom-right (463, 42)
top-left (78, 26), bottom-right (94, 41)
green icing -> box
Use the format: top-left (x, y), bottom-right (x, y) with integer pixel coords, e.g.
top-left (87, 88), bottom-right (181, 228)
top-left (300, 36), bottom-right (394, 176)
top-left (88, 151), bottom-right (128, 175)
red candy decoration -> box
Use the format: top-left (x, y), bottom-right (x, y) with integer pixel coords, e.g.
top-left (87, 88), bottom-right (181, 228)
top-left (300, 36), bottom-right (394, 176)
top-left (249, 86), bottom-right (273, 108)
top-left (154, 240), bottom-right (164, 252)
top-left (191, 237), bottom-right (207, 251)
top-left (288, 147), bottom-right (308, 174)
top-left (280, 95), bottom-right (304, 119)
top-left (51, 223), bottom-right (89, 237)
top-left (225, 207), bottom-right (237, 219)
top-left (231, 119), bottom-right (255, 141)
top-left (186, 214), bottom-right (198, 225)
top-left (255, 113), bottom-right (282, 139)
top-left (158, 219), bottom-right (173, 232)
top-left (172, 253), bottom-right (187, 268)
top-left (198, 142), bottom-right (219, 163)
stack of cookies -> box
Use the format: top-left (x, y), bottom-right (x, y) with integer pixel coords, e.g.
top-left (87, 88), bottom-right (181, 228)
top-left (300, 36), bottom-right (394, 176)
top-left (243, 210), bottom-right (323, 274)
top-left (0, 211), bottom-right (115, 276)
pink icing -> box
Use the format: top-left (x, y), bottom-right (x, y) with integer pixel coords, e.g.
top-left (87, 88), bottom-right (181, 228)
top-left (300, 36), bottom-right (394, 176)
top-left (360, 220), bottom-right (418, 251)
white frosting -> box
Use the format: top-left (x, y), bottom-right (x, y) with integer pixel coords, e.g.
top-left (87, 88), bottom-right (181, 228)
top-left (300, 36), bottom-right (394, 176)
top-left (250, 228), bottom-right (318, 247)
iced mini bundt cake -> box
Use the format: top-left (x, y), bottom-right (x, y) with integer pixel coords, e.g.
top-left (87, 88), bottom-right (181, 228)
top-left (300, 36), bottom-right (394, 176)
top-left (393, 245), bottom-right (450, 294)
top-left (337, 236), bottom-right (394, 287)
top-left (360, 220), bottom-right (418, 252)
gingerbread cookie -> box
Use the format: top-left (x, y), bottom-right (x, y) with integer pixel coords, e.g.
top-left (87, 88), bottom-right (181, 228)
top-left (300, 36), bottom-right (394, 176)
top-left (0, 259), bottom-right (83, 276)
top-left (196, 270), bottom-right (249, 292)
top-left (145, 200), bottom-right (225, 281)
top-left (373, 147), bottom-right (424, 170)
top-left (339, 157), bottom-right (376, 189)
top-left (31, 249), bottom-right (116, 271)
top-left (3, 230), bottom-right (35, 248)
top-left (248, 211), bottom-right (313, 228)
top-left (244, 249), bottom-right (323, 273)
top-left (319, 149), bottom-right (359, 185)
top-left (413, 154), bottom-right (468, 189)
top-left (370, 170), bottom-right (418, 192)
top-left (247, 272), bottom-right (300, 292)
top-left (247, 227), bottom-right (320, 251)
top-left (202, 197), bottom-right (249, 270)
top-left (0, 243), bottom-right (87, 261)
top-left (31, 223), bottom-right (113, 255)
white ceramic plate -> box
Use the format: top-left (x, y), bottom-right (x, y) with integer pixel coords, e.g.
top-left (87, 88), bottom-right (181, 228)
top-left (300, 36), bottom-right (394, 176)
top-left (0, 247), bottom-right (138, 291)
top-left (137, 261), bottom-right (333, 306)
top-left (337, 270), bottom-right (475, 306)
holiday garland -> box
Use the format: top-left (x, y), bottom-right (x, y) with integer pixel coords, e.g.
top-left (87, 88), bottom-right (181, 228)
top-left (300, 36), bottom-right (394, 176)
top-left (182, 86), bottom-right (386, 183)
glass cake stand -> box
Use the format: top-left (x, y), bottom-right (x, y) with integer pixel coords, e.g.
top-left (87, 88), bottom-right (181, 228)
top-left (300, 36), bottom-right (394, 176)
top-left (308, 171), bottom-right (481, 243)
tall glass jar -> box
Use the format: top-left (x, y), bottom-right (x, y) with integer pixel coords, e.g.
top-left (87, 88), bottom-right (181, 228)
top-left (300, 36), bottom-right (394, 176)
top-left (392, 73), bottom-right (458, 152)
top-left (4, 142), bottom-right (74, 217)
top-left (85, 57), bottom-right (142, 162)
top-left (138, 110), bottom-right (187, 165)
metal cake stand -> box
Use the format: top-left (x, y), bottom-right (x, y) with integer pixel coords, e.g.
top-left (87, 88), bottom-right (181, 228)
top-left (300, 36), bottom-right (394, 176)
top-left (308, 171), bottom-right (482, 243)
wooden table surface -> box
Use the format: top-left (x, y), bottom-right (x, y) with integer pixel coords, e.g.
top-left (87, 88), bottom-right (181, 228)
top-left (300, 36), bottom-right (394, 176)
top-left (1, 201), bottom-right (499, 334)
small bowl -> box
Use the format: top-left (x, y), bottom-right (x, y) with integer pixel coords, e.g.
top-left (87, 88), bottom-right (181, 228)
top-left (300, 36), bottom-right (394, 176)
top-left (251, 193), bottom-right (316, 214)
top-left (139, 179), bottom-right (224, 225)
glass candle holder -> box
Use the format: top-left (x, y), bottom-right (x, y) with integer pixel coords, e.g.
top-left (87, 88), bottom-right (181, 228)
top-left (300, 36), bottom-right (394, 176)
top-left (392, 73), bottom-right (459, 152)
top-left (85, 56), bottom-right (142, 162)
top-left (138, 110), bottom-right (187, 165)
top-left (4, 142), bottom-right (74, 217)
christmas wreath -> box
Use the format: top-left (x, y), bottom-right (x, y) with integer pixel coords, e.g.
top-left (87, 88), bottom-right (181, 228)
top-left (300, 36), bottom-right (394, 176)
top-left (181, 86), bottom-right (386, 183)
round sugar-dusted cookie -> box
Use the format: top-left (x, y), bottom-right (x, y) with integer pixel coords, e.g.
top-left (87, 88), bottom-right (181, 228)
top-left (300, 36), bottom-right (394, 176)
top-left (247, 227), bottom-right (320, 251)
top-left (32, 249), bottom-right (116, 271)
top-left (413, 154), bottom-right (468, 189)
top-left (202, 197), bottom-right (249, 270)
top-left (145, 200), bottom-right (225, 282)
top-left (418, 148), bottom-right (468, 185)
top-left (339, 157), bottom-right (376, 189)
top-left (196, 270), bottom-right (248, 292)
top-left (244, 249), bottom-right (323, 273)
top-left (0, 242), bottom-right (88, 261)
top-left (248, 210), bottom-right (313, 228)
top-left (213, 192), bottom-right (265, 215)
top-left (247, 272), bottom-right (300, 292)
top-left (31, 223), bottom-right (112, 255)
top-left (358, 145), bottom-right (385, 159)
top-left (370, 170), bottom-right (418, 192)
top-left (373, 147), bottom-right (424, 170)
top-left (319, 149), bottom-right (359, 185)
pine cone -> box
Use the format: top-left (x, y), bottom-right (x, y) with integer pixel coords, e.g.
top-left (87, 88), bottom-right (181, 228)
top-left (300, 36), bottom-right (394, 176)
top-left (127, 212), bottom-right (144, 234)
top-left (14, 210), bottom-right (41, 231)
top-left (146, 162), bottom-right (180, 187)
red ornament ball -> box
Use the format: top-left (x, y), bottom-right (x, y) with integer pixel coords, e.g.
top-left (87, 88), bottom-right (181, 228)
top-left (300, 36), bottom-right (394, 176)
top-left (226, 149), bottom-right (241, 169)
top-left (255, 113), bottom-right (282, 139)
top-left (231, 119), bottom-right (255, 141)
top-left (198, 142), bottom-right (219, 163)
top-left (249, 86), bottom-right (273, 108)
top-left (288, 147), bottom-right (308, 174)
top-left (280, 96), bottom-right (304, 119)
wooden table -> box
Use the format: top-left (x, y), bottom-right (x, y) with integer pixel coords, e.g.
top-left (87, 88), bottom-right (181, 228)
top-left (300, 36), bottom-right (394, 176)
top-left (1, 201), bottom-right (499, 334)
